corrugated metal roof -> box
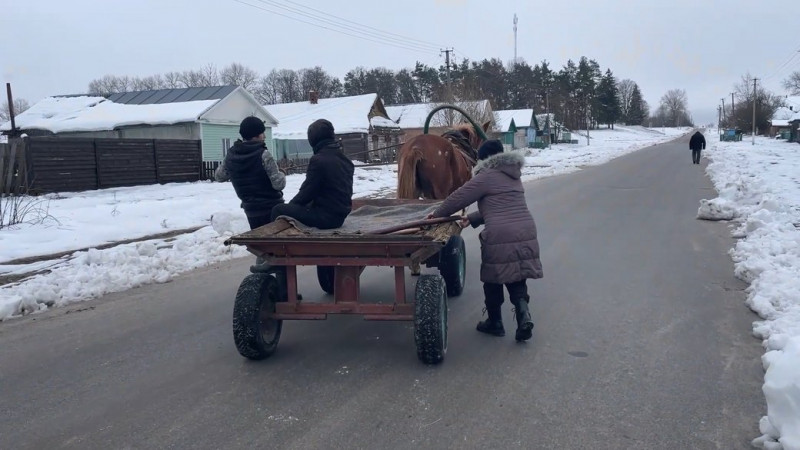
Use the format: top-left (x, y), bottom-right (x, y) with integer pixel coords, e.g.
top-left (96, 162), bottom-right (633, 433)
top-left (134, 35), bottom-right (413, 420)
top-left (106, 85), bottom-right (237, 105)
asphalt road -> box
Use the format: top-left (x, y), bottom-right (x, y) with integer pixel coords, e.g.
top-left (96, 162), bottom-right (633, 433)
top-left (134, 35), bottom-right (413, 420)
top-left (0, 134), bottom-right (765, 449)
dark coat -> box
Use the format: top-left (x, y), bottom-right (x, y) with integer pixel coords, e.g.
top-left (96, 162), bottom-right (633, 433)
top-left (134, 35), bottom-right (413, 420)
top-left (217, 140), bottom-right (285, 218)
top-left (290, 138), bottom-right (355, 220)
top-left (689, 131), bottom-right (706, 150)
top-left (432, 151), bottom-right (542, 284)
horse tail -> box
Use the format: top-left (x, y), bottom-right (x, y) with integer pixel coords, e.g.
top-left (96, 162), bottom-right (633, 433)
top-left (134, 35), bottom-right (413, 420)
top-left (397, 143), bottom-right (421, 199)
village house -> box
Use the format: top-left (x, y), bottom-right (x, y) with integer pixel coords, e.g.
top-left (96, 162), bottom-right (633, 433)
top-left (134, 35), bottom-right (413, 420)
top-left (493, 109), bottom-right (539, 149)
top-left (385, 100), bottom-right (494, 144)
top-left (0, 86), bottom-right (277, 161)
top-left (264, 92), bottom-right (401, 163)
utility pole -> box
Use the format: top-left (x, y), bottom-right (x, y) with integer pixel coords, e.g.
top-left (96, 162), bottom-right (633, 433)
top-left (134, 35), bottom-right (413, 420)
top-left (718, 105), bottom-right (722, 140)
top-left (6, 83), bottom-right (17, 136)
top-left (730, 92), bottom-right (735, 126)
top-left (440, 47), bottom-right (453, 102)
top-left (752, 77), bottom-right (759, 145)
top-left (721, 98), bottom-right (726, 127)
top-left (513, 14), bottom-right (518, 68)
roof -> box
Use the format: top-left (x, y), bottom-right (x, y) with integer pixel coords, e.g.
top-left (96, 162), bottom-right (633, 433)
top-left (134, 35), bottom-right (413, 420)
top-left (495, 109), bottom-right (534, 132)
top-left (106, 86), bottom-right (238, 105)
top-left (265, 93), bottom-right (399, 139)
top-left (0, 95), bottom-right (218, 133)
top-left (0, 86), bottom-right (277, 133)
top-left (385, 100), bottom-right (492, 129)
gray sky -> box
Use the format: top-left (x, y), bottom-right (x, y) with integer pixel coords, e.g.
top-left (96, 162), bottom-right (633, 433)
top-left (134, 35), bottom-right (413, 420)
top-left (3, 0), bottom-right (799, 125)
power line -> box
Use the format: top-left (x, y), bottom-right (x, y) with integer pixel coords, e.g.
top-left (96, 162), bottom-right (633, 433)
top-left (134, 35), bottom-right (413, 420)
top-left (763, 44), bottom-right (800, 81)
top-left (278, 0), bottom-right (447, 50)
top-left (232, 0), bottom-right (439, 55)
top-left (252, 0), bottom-right (441, 52)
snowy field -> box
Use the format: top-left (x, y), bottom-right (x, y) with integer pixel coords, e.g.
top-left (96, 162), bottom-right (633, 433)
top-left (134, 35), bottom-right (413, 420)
top-left (698, 132), bottom-right (800, 450)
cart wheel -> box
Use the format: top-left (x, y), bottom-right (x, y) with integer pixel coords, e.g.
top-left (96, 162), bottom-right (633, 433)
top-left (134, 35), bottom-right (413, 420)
top-left (414, 274), bottom-right (448, 365)
top-left (317, 266), bottom-right (335, 294)
top-left (232, 273), bottom-right (283, 360)
top-left (439, 235), bottom-right (466, 297)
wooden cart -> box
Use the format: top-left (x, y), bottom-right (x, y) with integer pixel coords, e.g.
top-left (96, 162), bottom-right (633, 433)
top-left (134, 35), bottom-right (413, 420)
top-left (224, 199), bottom-right (466, 364)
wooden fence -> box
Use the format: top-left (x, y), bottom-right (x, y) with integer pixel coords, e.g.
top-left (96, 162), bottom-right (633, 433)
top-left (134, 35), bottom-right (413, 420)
top-left (1, 137), bottom-right (202, 195)
top-left (1, 140), bottom-right (29, 196)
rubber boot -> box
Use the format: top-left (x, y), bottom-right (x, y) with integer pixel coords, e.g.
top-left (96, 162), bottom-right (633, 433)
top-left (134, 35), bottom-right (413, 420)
top-left (476, 304), bottom-right (505, 337)
top-left (511, 296), bottom-right (534, 342)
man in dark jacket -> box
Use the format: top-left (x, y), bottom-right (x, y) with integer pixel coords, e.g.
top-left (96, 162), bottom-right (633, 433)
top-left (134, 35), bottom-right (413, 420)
top-left (689, 130), bottom-right (706, 165)
top-left (271, 119), bottom-right (354, 229)
top-left (215, 116), bottom-right (286, 229)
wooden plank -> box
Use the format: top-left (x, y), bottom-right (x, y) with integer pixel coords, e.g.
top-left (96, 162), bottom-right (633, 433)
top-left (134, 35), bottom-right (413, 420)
top-left (3, 141), bottom-right (18, 195)
top-left (0, 145), bottom-right (6, 195)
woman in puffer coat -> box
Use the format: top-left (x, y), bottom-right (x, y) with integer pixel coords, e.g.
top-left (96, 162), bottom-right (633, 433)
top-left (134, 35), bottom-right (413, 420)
top-left (428, 140), bottom-right (542, 341)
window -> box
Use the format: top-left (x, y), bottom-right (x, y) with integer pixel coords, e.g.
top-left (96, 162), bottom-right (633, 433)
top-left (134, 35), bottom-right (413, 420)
top-left (221, 138), bottom-right (231, 158)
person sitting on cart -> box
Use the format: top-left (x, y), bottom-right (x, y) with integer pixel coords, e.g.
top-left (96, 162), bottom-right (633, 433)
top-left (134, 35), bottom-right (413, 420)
top-left (215, 116), bottom-right (286, 271)
top-left (427, 139), bottom-right (542, 342)
top-left (270, 119), bottom-right (355, 229)
top-left (215, 116), bottom-right (286, 229)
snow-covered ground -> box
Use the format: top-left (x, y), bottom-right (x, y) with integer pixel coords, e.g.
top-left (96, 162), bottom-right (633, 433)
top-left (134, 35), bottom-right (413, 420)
top-left (698, 132), bottom-right (800, 450)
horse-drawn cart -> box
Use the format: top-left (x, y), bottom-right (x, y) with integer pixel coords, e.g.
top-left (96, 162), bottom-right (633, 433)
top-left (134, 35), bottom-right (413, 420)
top-left (224, 199), bottom-right (466, 364)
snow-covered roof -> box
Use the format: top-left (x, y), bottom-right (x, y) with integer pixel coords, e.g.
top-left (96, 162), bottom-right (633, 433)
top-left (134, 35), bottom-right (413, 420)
top-left (385, 100), bottom-right (492, 129)
top-left (264, 93), bottom-right (398, 139)
top-left (535, 113), bottom-right (563, 131)
top-left (495, 109), bottom-right (534, 132)
top-left (0, 95), bottom-right (218, 133)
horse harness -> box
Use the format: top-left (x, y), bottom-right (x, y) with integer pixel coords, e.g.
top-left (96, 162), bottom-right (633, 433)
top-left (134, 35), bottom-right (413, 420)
top-left (442, 130), bottom-right (478, 167)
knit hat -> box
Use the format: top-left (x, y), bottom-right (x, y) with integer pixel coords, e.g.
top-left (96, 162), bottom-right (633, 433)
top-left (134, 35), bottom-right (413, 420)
top-left (307, 119), bottom-right (335, 147)
top-left (477, 139), bottom-right (504, 160)
top-left (239, 116), bottom-right (266, 140)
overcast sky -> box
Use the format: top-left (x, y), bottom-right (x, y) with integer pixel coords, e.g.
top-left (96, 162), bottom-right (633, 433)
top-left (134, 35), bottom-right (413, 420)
top-left (3, 0), bottom-right (798, 126)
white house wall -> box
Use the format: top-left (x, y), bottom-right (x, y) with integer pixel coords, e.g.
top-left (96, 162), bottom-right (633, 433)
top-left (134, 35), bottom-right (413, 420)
top-left (200, 89), bottom-right (275, 126)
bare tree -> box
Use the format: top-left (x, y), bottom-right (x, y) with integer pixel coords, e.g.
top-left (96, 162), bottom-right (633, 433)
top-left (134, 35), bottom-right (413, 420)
top-left (783, 71), bottom-right (800, 95)
top-left (220, 63), bottom-right (259, 90)
top-left (659, 89), bottom-right (689, 126)
top-left (88, 74), bottom-right (133, 95)
top-left (163, 71), bottom-right (184, 88)
top-left (131, 74), bottom-right (166, 91)
top-left (616, 79), bottom-right (636, 123)
top-left (197, 63), bottom-right (220, 86)
top-left (0, 98), bottom-right (30, 122)
top-left (299, 66), bottom-right (340, 99)
top-left (275, 69), bottom-right (301, 103)
top-left (253, 70), bottom-right (281, 104)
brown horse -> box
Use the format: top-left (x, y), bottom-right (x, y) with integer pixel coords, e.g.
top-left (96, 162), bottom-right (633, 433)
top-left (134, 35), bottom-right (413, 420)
top-left (396, 122), bottom-right (490, 199)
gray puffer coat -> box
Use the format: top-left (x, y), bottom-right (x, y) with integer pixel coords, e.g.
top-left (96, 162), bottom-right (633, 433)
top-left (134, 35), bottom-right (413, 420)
top-left (432, 151), bottom-right (542, 284)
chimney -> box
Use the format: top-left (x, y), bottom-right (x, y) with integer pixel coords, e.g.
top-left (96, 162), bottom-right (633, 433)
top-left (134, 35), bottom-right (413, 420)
top-left (309, 90), bottom-right (319, 104)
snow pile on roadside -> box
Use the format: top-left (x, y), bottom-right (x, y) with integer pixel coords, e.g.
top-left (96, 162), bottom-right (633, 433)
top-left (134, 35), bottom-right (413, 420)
top-left (702, 137), bottom-right (800, 450)
top-left (0, 225), bottom-right (249, 320)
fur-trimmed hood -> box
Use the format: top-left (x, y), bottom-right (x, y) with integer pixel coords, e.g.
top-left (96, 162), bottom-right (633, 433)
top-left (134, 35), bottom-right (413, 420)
top-left (473, 151), bottom-right (525, 179)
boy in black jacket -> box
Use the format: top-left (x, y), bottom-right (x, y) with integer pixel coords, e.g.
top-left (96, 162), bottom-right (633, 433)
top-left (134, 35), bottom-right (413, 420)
top-left (271, 119), bottom-right (354, 229)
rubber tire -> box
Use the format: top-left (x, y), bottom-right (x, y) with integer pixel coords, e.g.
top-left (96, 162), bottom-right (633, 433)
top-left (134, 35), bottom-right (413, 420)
top-left (317, 266), bottom-right (335, 295)
top-left (232, 273), bottom-right (283, 360)
top-left (413, 274), bottom-right (448, 365)
top-left (439, 235), bottom-right (466, 297)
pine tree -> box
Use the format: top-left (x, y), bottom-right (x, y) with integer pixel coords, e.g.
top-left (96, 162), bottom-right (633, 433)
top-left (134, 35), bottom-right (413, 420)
top-left (596, 69), bottom-right (620, 128)
top-left (628, 84), bottom-right (647, 125)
